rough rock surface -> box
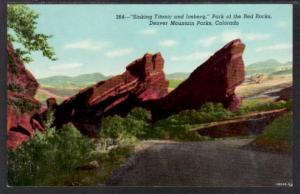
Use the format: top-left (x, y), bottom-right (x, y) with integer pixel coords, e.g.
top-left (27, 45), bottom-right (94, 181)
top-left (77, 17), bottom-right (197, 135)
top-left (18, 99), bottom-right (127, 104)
top-left (7, 42), bottom-right (44, 149)
top-left (266, 86), bottom-right (293, 101)
top-left (149, 39), bottom-right (245, 120)
top-left (53, 53), bottom-right (169, 136)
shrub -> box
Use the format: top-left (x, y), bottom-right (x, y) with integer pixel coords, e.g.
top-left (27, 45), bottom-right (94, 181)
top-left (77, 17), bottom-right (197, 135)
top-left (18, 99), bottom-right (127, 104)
top-left (235, 100), bottom-right (292, 115)
top-left (253, 112), bottom-right (293, 153)
top-left (101, 115), bottom-right (125, 139)
top-left (8, 83), bottom-right (24, 93)
top-left (100, 107), bottom-right (151, 139)
top-left (258, 112), bottom-right (293, 143)
top-left (8, 112), bottom-right (95, 186)
top-left (8, 98), bottom-right (40, 113)
top-left (159, 102), bottom-right (233, 126)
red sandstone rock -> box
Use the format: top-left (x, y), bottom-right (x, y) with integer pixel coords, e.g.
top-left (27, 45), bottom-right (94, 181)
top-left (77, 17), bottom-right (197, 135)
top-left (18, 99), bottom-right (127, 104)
top-left (54, 53), bottom-right (169, 136)
top-left (7, 42), bottom-right (42, 149)
top-left (7, 131), bottom-right (30, 150)
top-left (53, 40), bottom-right (245, 135)
top-left (149, 39), bottom-right (245, 120)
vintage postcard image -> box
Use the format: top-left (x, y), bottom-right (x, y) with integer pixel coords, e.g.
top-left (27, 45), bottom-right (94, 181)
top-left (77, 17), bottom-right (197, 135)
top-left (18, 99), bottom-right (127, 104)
top-left (6, 4), bottom-right (292, 186)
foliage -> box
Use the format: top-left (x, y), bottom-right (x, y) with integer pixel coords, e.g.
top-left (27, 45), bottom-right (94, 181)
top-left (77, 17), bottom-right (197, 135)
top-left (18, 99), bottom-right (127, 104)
top-left (7, 5), bottom-right (56, 63)
top-left (8, 112), bottom-right (95, 185)
top-left (101, 107), bottom-right (151, 139)
top-left (8, 53), bottom-right (19, 74)
top-left (253, 112), bottom-right (293, 153)
top-left (258, 112), bottom-right (292, 143)
top-left (8, 98), bottom-right (40, 113)
top-left (234, 100), bottom-right (292, 115)
top-left (42, 145), bottom-right (133, 186)
top-left (168, 79), bottom-right (183, 89)
top-left (159, 102), bottom-right (233, 126)
top-left (8, 83), bottom-right (24, 93)
top-left (152, 103), bottom-right (233, 140)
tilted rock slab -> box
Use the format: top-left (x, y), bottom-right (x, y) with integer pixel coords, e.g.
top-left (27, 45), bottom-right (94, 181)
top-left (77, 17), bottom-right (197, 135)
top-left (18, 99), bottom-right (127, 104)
top-left (53, 53), bottom-right (169, 136)
top-left (149, 39), bottom-right (245, 120)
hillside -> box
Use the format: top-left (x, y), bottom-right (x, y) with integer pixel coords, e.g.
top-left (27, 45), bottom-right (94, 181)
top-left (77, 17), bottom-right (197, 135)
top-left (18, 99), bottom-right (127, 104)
top-left (246, 59), bottom-right (292, 76)
top-left (38, 73), bottom-right (108, 88)
top-left (166, 72), bottom-right (190, 80)
top-left (35, 59), bottom-right (293, 101)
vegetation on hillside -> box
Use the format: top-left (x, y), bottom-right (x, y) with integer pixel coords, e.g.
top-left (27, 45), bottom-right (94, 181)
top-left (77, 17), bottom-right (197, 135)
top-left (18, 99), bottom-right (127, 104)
top-left (8, 112), bottom-right (133, 186)
top-left (251, 112), bottom-right (293, 153)
top-left (8, 98), bottom-right (293, 185)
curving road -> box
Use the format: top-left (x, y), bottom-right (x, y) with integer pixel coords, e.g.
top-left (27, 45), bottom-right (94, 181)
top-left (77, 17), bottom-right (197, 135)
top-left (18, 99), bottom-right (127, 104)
top-left (107, 138), bottom-right (292, 186)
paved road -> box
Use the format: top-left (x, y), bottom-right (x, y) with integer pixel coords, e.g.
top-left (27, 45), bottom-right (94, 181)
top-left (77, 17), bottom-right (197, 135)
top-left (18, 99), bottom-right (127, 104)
top-left (107, 138), bottom-right (292, 186)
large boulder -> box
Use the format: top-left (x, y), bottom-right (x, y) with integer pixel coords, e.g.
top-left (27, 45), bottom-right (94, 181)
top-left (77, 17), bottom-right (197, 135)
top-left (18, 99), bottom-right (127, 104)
top-left (149, 39), bottom-right (245, 120)
top-left (53, 53), bottom-right (169, 136)
top-left (7, 42), bottom-right (44, 149)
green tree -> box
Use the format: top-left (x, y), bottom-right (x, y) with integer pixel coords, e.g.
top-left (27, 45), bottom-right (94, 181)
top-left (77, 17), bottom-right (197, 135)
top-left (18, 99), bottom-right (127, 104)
top-left (7, 5), bottom-right (57, 63)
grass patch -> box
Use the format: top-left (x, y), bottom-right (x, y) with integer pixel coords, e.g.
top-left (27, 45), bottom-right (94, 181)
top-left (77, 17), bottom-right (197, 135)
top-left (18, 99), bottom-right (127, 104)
top-left (235, 100), bottom-right (291, 115)
top-left (168, 79), bottom-right (183, 89)
top-left (35, 91), bottom-right (50, 102)
top-left (241, 97), bottom-right (274, 108)
top-left (251, 112), bottom-right (293, 153)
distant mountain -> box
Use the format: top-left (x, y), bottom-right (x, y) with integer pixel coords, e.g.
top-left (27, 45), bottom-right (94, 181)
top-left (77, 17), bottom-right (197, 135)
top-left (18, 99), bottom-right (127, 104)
top-left (38, 73), bottom-right (108, 88)
top-left (38, 59), bottom-right (292, 89)
top-left (246, 59), bottom-right (292, 76)
top-left (166, 72), bottom-right (190, 80)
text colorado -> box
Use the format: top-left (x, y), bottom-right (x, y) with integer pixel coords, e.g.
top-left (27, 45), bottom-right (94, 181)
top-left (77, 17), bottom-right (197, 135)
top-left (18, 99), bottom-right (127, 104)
top-left (149, 20), bottom-right (239, 26)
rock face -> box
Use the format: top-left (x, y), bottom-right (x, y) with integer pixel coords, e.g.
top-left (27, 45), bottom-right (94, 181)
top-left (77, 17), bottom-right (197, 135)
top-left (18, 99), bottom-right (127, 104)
top-left (7, 42), bottom-right (44, 149)
top-left (266, 86), bottom-right (293, 101)
top-left (53, 53), bottom-right (169, 136)
top-left (149, 39), bottom-right (245, 120)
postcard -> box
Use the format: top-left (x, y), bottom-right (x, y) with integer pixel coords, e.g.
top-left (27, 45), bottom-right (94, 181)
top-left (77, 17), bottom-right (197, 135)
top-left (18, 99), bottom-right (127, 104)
top-left (6, 4), bottom-right (293, 187)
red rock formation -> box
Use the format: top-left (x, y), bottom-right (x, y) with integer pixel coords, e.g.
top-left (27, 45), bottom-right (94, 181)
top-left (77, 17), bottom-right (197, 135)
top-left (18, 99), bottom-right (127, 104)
top-left (52, 40), bottom-right (245, 135)
top-left (7, 42), bottom-right (44, 149)
top-left (266, 86), bottom-right (293, 101)
top-left (149, 39), bottom-right (245, 120)
top-left (53, 53), bottom-right (169, 136)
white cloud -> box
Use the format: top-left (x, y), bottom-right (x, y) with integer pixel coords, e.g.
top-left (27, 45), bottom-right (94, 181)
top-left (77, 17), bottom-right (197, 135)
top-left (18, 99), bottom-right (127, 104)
top-left (64, 39), bottom-right (110, 50)
top-left (276, 21), bottom-right (288, 28)
top-left (159, 40), bottom-right (178, 47)
top-left (170, 51), bottom-right (212, 62)
top-left (243, 33), bottom-right (271, 41)
top-left (221, 30), bottom-right (243, 42)
top-left (198, 36), bottom-right (218, 47)
top-left (139, 28), bottom-right (157, 35)
top-left (198, 31), bottom-right (269, 48)
top-left (104, 48), bottom-right (134, 57)
top-left (49, 63), bottom-right (82, 71)
top-left (221, 30), bottom-right (270, 43)
top-left (256, 43), bottom-right (292, 52)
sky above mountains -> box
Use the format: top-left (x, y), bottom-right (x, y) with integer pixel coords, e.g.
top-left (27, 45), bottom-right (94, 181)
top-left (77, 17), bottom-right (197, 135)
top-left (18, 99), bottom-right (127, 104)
top-left (22, 4), bottom-right (292, 78)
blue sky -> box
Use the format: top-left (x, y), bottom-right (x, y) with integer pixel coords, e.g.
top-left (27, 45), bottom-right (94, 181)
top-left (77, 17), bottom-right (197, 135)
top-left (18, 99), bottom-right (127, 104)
top-left (22, 4), bottom-right (292, 78)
